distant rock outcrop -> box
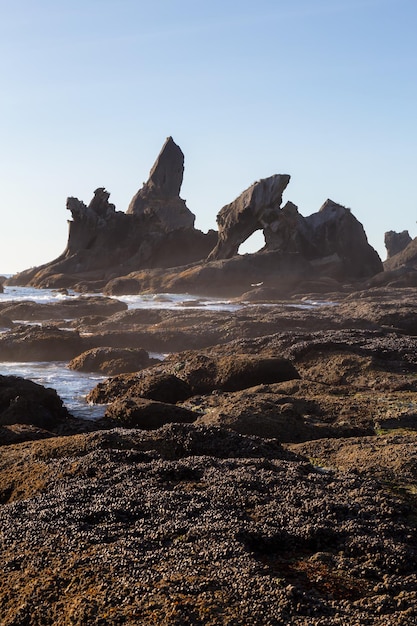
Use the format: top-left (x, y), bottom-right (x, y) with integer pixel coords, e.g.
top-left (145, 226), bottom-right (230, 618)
top-left (9, 138), bottom-right (216, 290)
top-left (207, 177), bottom-right (382, 281)
top-left (127, 137), bottom-right (195, 232)
top-left (384, 230), bottom-right (412, 258)
top-left (384, 236), bottom-right (417, 272)
top-left (208, 175), bottom-right (291, 260)
top-left (9, 138), bottom-right (383, 295)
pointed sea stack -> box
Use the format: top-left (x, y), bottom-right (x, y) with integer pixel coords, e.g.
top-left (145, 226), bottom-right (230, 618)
top-left (8, 138), bottom-right (216, 290)
top-left (127, 136), bottom-right (195, 232)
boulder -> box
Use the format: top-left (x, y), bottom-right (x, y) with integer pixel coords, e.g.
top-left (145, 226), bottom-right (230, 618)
top-left (102, 397), bottom-right (197, 429)
top-left (68, 347), bottom-right (159, 375)
top-left (0, 325), bottom-right (91, 361)
top-left (0, 375), bottom-right (68, 429)
top-left (87, 353), bottom-right (300, 405)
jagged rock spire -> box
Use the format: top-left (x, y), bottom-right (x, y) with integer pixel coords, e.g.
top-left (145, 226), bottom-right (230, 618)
top-left (127, 136), bottom-right (195, 232)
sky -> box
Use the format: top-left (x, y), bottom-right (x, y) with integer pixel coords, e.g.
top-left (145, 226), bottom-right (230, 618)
top-left (0, 0), bottom-right (416, 273)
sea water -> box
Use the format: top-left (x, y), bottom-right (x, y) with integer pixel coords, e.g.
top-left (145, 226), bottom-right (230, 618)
top-left (0, 283), bottom-right (333, 419)
top-left (0, 361), bottom-right (107, 419)
top-left (0, 283), bottom-right (242, 419)
top-left (0, 284), bottom-right (242, 311)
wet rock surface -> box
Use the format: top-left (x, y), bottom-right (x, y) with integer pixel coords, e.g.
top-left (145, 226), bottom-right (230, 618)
top-left (0, 375), bottom-right (68, 429)
top-left (68, 346), bottom-right (159, 375)
top-left (0, 295), bottom-right (127, 321)
top-left (0, 325), bottom-right (91, 361)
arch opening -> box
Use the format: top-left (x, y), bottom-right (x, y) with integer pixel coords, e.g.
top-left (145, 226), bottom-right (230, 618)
top-left (238, 230), bottom-right (266, 255)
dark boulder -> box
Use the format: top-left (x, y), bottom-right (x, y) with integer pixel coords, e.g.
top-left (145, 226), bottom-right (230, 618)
top-left (0, 325), bottom-right (90, 361)
top-left (87, 352), bottom-right (300, 405)
top-left (87, 372), bottom-right (193, 406)
top-left (68, 347), bottom-right (159, 375)
top-left (0, 375), bottom-right (68, 429)
top-left (215, 355), bottom-right (300, 391)
top-left (102, 397), bottom-right (197, 429)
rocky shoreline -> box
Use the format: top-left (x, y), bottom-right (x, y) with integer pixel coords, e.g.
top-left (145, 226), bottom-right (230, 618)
top-left (2, 136), bottom-right (417, 623)
top-left (1, 285), bottom-right (417, 624)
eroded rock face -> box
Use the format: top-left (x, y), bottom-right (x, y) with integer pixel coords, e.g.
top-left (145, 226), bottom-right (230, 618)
top-left (207, 174), bottom-right (291, 261)
top-left (208, 191), bottom-right (383, 282)
top-left (304, 199), bottom-right (383, 279)
top-left (385, 230), bottom-right (412, 258)
top-left (9, 138), bottom-right (215, 290)
top-left (127, 136), bottom-right (195, 232)
top-left (9, 139), bottom-right (383, 294)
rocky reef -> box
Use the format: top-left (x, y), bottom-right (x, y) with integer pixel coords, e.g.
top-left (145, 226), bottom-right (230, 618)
top-left (9, 137), bottom-right (387, 296)
top-left (2, 286), bottom-right (417, 623)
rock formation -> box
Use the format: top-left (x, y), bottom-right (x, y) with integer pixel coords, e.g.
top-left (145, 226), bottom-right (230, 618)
top-left (384, 229), bottom-right (412, 258)
top-left (383, 231), bottom-right (417, 276)
top-left (9, 138), bottom-right (216, 290)
top-left (0, 375), bottom-right (68, 429)
top-left (208, 182), bottom-right (382, 282)
top-left (9, 137), bottom-right (384, 294)
top-left (127, 136), bottom-right (195, 232)
top-left (207, 174), bottom-right (291, 260)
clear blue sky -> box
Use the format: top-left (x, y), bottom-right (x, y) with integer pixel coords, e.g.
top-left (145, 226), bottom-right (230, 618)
top-left (1, 0), bottom-right (416, 273)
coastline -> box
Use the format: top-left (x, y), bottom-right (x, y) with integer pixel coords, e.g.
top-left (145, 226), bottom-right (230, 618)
top-left (1, 283), bottom-right (417, 623)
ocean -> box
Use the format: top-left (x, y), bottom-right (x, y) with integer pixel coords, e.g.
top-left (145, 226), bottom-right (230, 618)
top-left (0, 283), bottom-right (242, 420)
